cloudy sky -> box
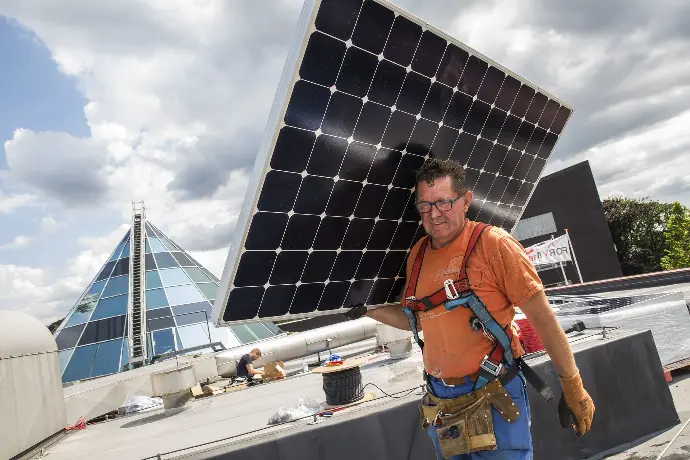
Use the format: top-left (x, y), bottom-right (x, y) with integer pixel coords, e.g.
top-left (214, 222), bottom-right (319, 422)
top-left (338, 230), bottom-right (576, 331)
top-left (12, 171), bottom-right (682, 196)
top-left (1, 0), bottom-right (689, 325)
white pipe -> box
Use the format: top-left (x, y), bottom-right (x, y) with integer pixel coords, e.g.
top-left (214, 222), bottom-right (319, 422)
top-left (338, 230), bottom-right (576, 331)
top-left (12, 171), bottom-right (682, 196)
top-left (565, 229), bottom-right (584, 283)
top-left (551, 235), bottom-right (569, 285)
top-left (215, 317), bottom-right (379, 377)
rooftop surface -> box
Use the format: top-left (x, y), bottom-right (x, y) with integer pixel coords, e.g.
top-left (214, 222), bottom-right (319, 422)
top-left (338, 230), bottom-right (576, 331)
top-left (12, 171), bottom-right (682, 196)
top-left (575, 281), bottom-right (690, 459)
top-left (39, 281), bottom-right (690, 459)
top-left (44, 337), bottom-right (425, 460)
top-left (607, 369), bottom-right (690, 459)
top-left (42, 330), bottom-right (627, 460)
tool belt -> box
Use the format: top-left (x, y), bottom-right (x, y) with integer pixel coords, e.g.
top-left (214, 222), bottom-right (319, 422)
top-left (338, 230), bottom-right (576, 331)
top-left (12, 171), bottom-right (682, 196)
top-left (419, 378), bottom-right (520, 458)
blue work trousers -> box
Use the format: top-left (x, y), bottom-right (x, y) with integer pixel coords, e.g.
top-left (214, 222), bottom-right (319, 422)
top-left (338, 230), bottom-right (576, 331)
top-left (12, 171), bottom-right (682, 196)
top-left (426, 374), bottom-right (533, 460)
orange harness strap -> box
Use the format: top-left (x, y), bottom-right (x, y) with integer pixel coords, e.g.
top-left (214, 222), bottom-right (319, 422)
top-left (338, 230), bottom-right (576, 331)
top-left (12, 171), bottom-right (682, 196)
top-left (403, 223), bottom-right (491, 312)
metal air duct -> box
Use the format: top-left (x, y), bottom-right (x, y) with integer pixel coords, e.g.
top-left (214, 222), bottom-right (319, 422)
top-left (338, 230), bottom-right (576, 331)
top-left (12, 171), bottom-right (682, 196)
top-left (215, 317), bottom-right (379, 377)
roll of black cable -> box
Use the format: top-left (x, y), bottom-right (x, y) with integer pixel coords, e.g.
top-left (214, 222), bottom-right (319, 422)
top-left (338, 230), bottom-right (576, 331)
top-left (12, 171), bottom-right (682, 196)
top-left (322, 367), bottom-right (364, 406)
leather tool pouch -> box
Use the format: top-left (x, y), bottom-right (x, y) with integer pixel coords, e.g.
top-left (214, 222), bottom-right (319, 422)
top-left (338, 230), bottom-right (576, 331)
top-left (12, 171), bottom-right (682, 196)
top-left (419, 380), bottom-right (520, 459)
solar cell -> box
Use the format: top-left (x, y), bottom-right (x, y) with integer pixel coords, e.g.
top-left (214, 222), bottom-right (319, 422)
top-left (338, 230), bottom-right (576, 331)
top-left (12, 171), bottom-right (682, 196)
top-left (213, 0), bottom-right (572, 325)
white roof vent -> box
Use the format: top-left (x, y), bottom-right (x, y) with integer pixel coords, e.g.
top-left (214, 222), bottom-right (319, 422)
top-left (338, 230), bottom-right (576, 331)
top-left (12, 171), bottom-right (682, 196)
top-left (0, 310), bottom-right (57, 359)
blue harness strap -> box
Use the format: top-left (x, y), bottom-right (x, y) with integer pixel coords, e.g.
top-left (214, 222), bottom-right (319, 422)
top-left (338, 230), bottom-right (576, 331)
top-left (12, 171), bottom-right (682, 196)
top-left (402, 306), bottom-right (423, 350)
top-left (444, 293), bottom-right (516, 390)
top-left (444, 294), bottom-right (515, 368)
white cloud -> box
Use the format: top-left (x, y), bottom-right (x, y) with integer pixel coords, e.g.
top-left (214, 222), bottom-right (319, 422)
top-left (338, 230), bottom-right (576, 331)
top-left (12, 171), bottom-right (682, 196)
top-left (187, 247), bottom-right (228, 282)
top-left (41, 216), bottom-right (61, 233)
top-left (0, 224), bottom-right (129, 324)
top-left (606, 191), bottom-right (627, 199)
top-left (544, 109), bottom-right (690, 205)
top-left (0, 263), bottom-right (79, 324)
top-left (76, 224), bottom-right (130, 260)
top-left (1, 0), bottom-right (302, 275)
top-left (0, 235), bottom-right (31, 250)
top-left (0, 192), bottom-right (35, 213)
top-left (4, 128), bottom-right (110, 204)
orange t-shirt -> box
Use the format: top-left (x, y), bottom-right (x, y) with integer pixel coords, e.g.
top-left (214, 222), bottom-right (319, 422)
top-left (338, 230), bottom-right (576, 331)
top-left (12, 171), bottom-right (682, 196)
top-left (401, 219), bottom-right (543, 379)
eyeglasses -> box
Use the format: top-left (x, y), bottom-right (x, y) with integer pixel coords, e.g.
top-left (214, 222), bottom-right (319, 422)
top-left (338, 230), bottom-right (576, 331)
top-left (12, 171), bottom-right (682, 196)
top-left (415, 196), bottom-right (462, 214)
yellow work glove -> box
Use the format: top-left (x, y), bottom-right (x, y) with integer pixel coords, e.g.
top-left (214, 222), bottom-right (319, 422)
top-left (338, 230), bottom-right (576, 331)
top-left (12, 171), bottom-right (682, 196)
top-left (559, 370), bottom-right (595, 436)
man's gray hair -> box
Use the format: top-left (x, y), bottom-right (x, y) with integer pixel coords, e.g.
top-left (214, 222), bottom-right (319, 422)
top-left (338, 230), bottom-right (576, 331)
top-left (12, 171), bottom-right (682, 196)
top-left (415, 158), bottom-right (469, 197)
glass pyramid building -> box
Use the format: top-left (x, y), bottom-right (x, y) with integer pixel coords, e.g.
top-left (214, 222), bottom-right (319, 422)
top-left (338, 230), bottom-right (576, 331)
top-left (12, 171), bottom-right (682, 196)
top-left (53, 204), bottom-right (284, 384)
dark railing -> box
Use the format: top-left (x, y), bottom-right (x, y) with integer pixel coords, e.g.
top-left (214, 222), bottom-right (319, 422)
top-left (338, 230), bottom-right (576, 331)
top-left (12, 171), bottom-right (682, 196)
top-left (545, 267), bottom-right (690, 296)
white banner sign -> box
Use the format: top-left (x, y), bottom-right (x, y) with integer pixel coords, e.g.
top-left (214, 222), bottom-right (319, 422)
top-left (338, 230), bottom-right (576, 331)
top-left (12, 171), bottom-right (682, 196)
top-left (525, 234), bottom-right (572, 267)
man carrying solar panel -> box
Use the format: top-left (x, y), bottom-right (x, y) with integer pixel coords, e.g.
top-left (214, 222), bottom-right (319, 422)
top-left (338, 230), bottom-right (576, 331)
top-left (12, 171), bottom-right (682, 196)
top-left (345, 158), bottom-right (594, 459)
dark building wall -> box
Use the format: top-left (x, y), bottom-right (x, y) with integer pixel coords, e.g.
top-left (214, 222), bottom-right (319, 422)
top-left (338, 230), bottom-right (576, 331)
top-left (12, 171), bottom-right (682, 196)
top-left (517, 160), bottom-right (622, 286)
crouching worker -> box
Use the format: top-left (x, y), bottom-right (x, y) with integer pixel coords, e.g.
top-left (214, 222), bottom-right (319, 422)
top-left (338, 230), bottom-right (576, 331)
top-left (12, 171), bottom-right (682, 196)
top-left (236, 348), bottom-right (264, 383)
top-left (344, 158), bottom-right (595, 459)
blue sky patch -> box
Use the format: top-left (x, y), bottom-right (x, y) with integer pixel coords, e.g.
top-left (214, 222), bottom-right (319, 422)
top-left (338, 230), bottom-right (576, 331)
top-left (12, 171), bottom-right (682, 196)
top-left (0, 16), bottom-right (89, 169)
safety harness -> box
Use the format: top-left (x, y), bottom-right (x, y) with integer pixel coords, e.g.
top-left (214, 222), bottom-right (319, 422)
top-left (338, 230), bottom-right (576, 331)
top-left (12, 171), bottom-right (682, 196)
top-left (401, 223), bottom-right (554, 399)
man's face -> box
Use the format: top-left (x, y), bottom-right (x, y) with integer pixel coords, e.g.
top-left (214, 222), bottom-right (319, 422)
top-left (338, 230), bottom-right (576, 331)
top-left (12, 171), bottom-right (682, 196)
top-left (416, 176), bottom-right (472, 248)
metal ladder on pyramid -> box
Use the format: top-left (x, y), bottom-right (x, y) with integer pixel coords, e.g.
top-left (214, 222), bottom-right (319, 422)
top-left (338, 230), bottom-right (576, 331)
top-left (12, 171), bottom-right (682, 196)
top-left (128, 201), bottom-right (148, 367)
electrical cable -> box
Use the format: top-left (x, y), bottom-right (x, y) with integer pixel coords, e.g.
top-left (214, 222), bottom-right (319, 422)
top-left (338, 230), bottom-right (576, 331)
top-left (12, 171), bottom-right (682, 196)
top-left (322, 367), bottom-right (364, 405)
top-left (362, 382), bottom-right (421, 399)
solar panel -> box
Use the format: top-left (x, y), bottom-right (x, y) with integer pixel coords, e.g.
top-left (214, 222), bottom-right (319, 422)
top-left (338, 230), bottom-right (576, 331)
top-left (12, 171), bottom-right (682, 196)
top-left (213, 0), bottom-right (573, 325)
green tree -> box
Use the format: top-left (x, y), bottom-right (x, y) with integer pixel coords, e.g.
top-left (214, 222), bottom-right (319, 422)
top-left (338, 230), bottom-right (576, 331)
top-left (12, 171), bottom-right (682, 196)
top-left (602, 197), bottom-right (674, 275)
top-left (660, 201), bottom-right (690, 270)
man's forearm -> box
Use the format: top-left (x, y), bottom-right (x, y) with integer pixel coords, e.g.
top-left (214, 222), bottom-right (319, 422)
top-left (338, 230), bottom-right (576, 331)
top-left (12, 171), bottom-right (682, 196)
top-left (521, 291), bottom-right (595, 435)
top-left (520, 290), bottom-right (578, 378)
top-left (365, 304), bottom-right (415, 331)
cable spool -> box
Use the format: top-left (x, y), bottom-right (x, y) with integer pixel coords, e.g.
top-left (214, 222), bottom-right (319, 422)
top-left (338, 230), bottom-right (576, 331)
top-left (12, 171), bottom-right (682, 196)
top-left (322, 367), bottom-right (364, 406)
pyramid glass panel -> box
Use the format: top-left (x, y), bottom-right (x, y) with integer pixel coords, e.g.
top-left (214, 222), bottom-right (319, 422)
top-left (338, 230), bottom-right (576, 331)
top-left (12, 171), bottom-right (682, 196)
top-left (62, 343), bottom-right (98, 382)
top-left (196, 282), bottom-right (218, 300)
top-left (177, 323), bottom-right (211, 349)
top-left (153, 252), bottom-right (178, 269)
top-left (101, 275), bottom-right (129, 297)
top-left (78, 315), bottom-right (126, 345)
top-left (88, 279), bottom-right (108, 297)
top-left (171, 302), bottom-right (208, 324)
top-left (145, 270), bottom-right (163, 290)
top-left (160, 238), bottom-right (178, 252)
top-left (54, 217), bottom-right (285, 384)
top-left (63, 298), bottom-right (97, 327)
top-left (56, 323), bottom-right (85, 349)
top-left (148, 238), bottom-right (168, 253)
top-left (58, 348), bottom-right (74, 374)
top-left (146, 289), bottom-right (169, 310)
top-left (108, 237), bottom-right (126, 263)
top-left (90, 294), bottom-right (128, 320)
top-left (89, 339), bottom-right (123, 378)
top-left (183, 266), bottom-right (211, 283)
top-left (120, 239), bottom-right (131, 258)
top-left (165, 284), bottom-right (205, 306)
top-left (149, 328), bottom-right (175, 356)
top-left (120, 340), bottom-right (129, 371)
top-left (145, 253), bottom-right (157, 270)
top-left (158, 268), bottom-right (192, 287)
top-left (95, 261), bottom-right (116, 282)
